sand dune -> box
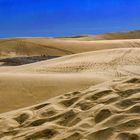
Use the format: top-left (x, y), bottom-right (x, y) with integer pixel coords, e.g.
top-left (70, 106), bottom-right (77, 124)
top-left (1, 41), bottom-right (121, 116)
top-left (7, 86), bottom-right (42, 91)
top-left (0, 76), bottom-right (140, 140)
top-left (0, 31), bottom-right (140, 140)
top-left (0, 73), bottom-right (104, 113)
top-left (92, 30), bottom-right (140, 40)
top-left (2, 48), bottom-right (140, 77)
top-left (0, 48), bottom-right (139, 113)
top-left (59, 30), bottom-right (140, 40)
top-left (0, 38), bottom-right (140, 58)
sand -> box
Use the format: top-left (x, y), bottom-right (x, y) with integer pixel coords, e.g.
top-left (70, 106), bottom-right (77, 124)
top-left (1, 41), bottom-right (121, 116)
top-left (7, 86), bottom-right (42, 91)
top-left (0, 30), bottom-right (140, 140)
top-left (0, 48), bottom-right (139, 113)
top-left (0, 38), bottom-right (140, 58)
top-left (7, 48), bottom-right (140, 76)
top-left (0, 73), bottom-right (104, 113)
top-left (58, 30), bottom-right (140, 40)
top-left (0, 76), bottom-right (140, 140)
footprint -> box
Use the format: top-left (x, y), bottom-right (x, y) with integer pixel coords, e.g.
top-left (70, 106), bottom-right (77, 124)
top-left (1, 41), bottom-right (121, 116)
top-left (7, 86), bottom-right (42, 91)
top-left (62, 132), bottom-right (83, 140)
top-left (95, 109), bottom-right (112, 123)
top-left (116, 132), bottom-right (139, 140)
top-left (33, 103), bottom-right (50, 110)
top-left (116, 119), bottom-right (140, 131)
top-left (25, 129), bottom-right (58, 140)
top-left (75, 100), bottom-right (95, 111)
top-left (87, 90), bottom-right (112, 101)
top-left (125, 77), bottom-right (140, 84)
top-left (60, 97), bottom-right (79, 107)
top-left (57, 109), bottom-right (78, 126)
top-left (127, 104), bottom-right (140, 114)
top-left (87, 127), bottom-right (114, 140)
top-left (14, 112), bottom-right (31, 124)
top-left (28, 118), bottom-right (47, 127)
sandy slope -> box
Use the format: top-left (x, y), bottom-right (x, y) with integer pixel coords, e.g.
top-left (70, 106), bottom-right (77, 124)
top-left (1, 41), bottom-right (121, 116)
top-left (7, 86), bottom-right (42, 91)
top-left (0, 37), bottom-right (140, 58)
top-left (0, 30), bottom-right (140, 140)
top-left (0, 76), bottom-right (140, 140)
top-left (0, 73), bottom-right (103, 113)
top-left (0, 48), bottom-right (139, 113)
top-left (2, 48), bottom-right (140, 77)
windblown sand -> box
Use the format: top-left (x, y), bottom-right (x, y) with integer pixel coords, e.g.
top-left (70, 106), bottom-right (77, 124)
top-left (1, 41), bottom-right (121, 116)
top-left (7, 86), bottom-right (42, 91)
top-left (0, 31), bottom-right (140, 140)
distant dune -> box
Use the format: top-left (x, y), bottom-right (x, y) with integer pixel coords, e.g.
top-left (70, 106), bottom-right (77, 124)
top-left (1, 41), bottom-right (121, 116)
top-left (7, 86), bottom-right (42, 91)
top-left (0, 38), bottom-right (140, 58)
top-left (0, 30), bottom-right (140, 58)
top-left (59, 30), bottom-right (140, 40)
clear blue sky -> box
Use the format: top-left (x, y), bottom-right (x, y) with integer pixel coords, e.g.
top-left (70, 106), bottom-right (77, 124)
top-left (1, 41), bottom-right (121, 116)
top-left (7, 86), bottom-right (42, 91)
top-left (0, 0), bottom-right (140, 38)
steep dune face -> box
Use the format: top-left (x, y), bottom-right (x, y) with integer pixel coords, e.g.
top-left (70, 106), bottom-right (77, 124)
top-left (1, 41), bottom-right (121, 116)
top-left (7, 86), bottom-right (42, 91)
top-left (0, 76), bottom-right (140, 140)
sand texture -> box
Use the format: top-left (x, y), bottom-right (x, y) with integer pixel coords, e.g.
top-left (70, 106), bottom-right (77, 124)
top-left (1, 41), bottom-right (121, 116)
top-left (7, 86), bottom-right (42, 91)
top-left (0, 77), bottom-right (140, 140)
top-left (0, 30), bottom-right (140, 140)
top-left (0, 48), bottom-right (139, 113)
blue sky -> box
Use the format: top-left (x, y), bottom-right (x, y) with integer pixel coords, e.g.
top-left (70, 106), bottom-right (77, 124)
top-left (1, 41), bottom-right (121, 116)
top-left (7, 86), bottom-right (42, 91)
top-left (0, 0), bottom-right (140, 37)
